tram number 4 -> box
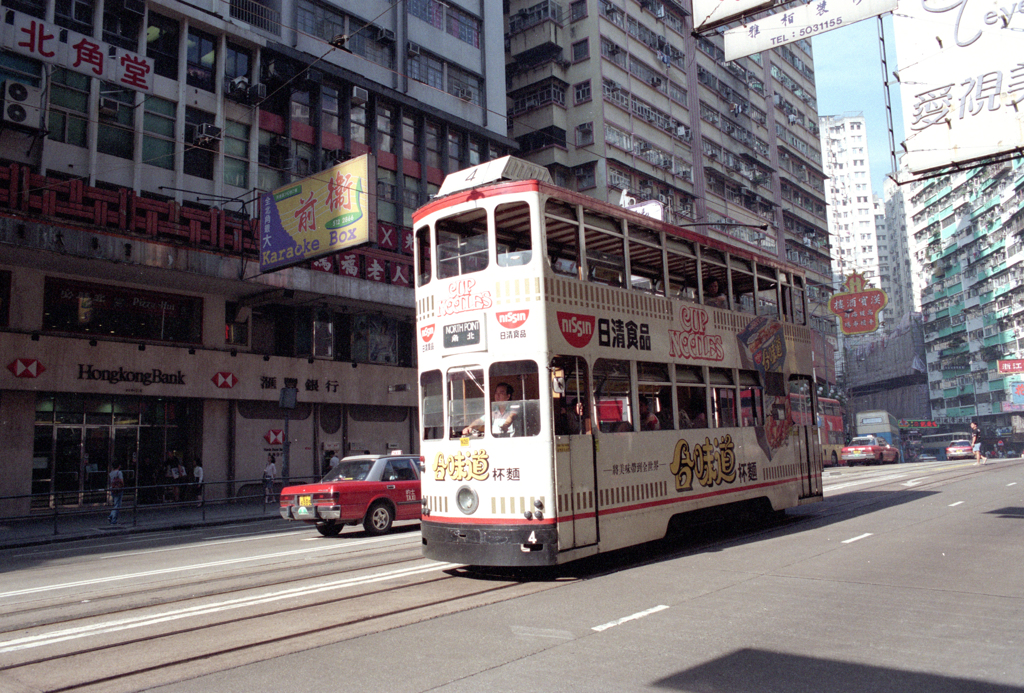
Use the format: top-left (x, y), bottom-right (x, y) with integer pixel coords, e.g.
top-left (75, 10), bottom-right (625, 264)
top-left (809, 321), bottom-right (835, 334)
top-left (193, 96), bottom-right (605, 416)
top-left (527, 531), bottom-right (537, 544)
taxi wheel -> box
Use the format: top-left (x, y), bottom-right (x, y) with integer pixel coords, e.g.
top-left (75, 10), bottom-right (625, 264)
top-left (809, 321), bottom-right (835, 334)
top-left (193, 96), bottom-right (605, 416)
top-left (316, 521), bottom-right (343, 537)
top-left (364, 502), bottom-right (394, 535)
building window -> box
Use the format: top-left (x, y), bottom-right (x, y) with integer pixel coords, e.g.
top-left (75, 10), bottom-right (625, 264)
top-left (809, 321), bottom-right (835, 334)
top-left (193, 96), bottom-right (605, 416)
top-left (224, 120), bottom-right (250, 188)
top-left (448, 65), bottom-right (482, 105)
top-left (225, 43), bottom-right (251, 82)
top-left (570, 0), bottom-right (588, 21)
top-left (43, 278), bottom-right (203, 344)
top-left (186, 28), bottom-right (217, 92)
top-left (575, 163), bottom-right (596, 190)
top-left (425, 121), bottom-right (442, 169)
top-left (409, 51), bottom-right (445, 91)
top-left (147, 13), bottom-right (179, 80)
top-left (349, 30), bottom-right (395, 70)
top-left (377, 103), bottom-right (395, 154)
top-left (572, 39), bottom-right (590, 62)
top-left (409, 0), bottom-right (481, 47)
top-left (575, 122), bottom-right (594, 146)
top-left (350, 99), bottom-right (367, 145)
top-left (54, 0), bottom-right (93, 34)
top-left (574, 80), bottom-right (591, 104)
top-left (48, 68), bottom-right (89, 148)
top-left (402, 115), bottom-right (418, 162)
top-left (448, 131), bottom-right (462, 171)
top-left (183, 107), bottom-right (215, 179)
top-left (142, 96), bottom-right (176, 169)
top-left (103, 6), bottom-right (141, 52)
top-left (321, 86), bottom-right (340, 136)
top-left (96, 84), bottom-right (135, 160)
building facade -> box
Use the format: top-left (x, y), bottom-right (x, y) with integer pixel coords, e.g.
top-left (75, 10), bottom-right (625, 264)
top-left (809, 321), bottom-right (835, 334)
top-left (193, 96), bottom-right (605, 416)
top-left (0, 0), bottom-right (511, 512)
top-left (504, 0), bottom-right (835, 387)
top-left (910, 158), bottom-right (1024, 435)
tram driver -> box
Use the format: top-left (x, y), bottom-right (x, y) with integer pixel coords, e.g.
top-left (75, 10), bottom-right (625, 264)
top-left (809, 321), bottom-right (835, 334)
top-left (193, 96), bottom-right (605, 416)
top-left (463, 382), bottom-right (522, 437)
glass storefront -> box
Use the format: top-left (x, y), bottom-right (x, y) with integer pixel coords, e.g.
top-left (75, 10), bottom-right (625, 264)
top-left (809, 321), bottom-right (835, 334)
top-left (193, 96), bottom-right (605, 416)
top-left (32, 394), bottom-right (201, 507)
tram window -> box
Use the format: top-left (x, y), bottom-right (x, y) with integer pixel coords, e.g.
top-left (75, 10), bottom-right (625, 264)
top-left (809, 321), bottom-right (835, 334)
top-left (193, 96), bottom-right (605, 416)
top-left (731, 262), bottom-right (756, 315)
top-left (629, 235), bottom-right (665, 296)
top-left (638, 361), bottom-right (672, 431)
top-left (552, 356), bottom-right (592, 435)
top-left (666, 243), bottom-right (699, 302)
top-left (486, 361), bottom-right (541, 437)
top-left (739, 370), bottom-right (764, 427)
top-left (447, 366), bottom-right (486, 439)
top-left (421, 370), bottom-right (444, 440)
top-left (676, 364), bottom-right (707, 428)
top-left (415, 225), bottom-right (431, 287)
top-left (709, 367), bottom-right (737, 428)
top-left (495, 202), bottom-right (533, 267)
top-left (789, 375), bottom-right (812, 426)
top-left (701, 264), bottom-right (729, 309)
top-left (593, 358), bottom-right (633, 432)
top-left (545, 199), bottom-right (581, 277)
top-left (437, 211), bottom-right (488, 279)
top-left (757, 265), bottom-right (779, 319)
top-left (585, 235), bottom-right (625, 287)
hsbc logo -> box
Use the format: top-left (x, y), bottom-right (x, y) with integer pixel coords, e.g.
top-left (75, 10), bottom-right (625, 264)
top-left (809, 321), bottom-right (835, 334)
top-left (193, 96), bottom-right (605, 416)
top-left (557, 312), bottom-right (595, 348)
top-left (7, 358), bottom-right (45, 378)
top-left (496, 310), bottom-right (529, 329)
top-left (420, 324), bottom-right (435, 342)
top-left (212, 372), bottom-right (238, 389)
top-left (265, 430), bottom-right (284, 445)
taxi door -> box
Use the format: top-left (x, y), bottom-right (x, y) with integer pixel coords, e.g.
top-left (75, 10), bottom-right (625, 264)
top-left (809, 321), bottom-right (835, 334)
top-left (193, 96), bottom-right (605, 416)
top-left (384, 457), bottom-right (422, 520)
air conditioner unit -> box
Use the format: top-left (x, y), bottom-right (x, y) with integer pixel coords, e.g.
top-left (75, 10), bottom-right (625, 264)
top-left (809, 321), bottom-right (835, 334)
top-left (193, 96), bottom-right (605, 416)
top-left (192, 123), bottom-right (222, 144)
top-left (98, 97), bottom-right (120, 118)
top-left (454, 87), bottom-right (473, 101)
top-left (376, 27), bottom-right (396, 43)
top-left (676, 125), bottom-right (691, 139)
top-left (2, 81), bottom-right (42, 127)
top-left (248, 82), bottom-right (267, 102)
top-left (407, 41), bottom-right (421, 57)
top-left (655, 5), bottom-right (666, 18)
top-left (649, 76), bottom-right (662, 87)
top-left (579, 122), bottom-right (593, 133)
top-left (122, 0), bottom-right (145, 15)
top-left (658, 194), bottom-right (668, 203)
top-left (351, 86), bottom-right (368, 106)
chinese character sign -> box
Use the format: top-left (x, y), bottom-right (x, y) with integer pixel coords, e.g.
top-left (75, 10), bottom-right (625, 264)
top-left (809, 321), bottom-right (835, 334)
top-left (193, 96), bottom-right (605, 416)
top-left (893, 0), bottom-right (1024, 174)
top-left (260, 155), bottom-right (374, 272)
top-left (1, 10), bottom-right (154, 93)
top-left (828, 271), bottom-right (888, 336)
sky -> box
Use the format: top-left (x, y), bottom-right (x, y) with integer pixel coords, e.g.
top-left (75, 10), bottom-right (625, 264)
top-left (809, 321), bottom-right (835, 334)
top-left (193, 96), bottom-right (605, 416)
top-left (811, 15), bottom-right (906, 199)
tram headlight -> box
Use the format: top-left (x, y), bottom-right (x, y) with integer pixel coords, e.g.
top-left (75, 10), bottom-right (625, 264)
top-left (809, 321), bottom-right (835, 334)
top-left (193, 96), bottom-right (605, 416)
top-left (455, 486), bottom-right (479, 515)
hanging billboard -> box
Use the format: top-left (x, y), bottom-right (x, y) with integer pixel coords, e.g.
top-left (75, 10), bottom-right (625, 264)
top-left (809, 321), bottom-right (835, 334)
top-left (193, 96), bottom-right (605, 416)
top-left (259, 154), bottom-right (375, 273)
top-left (828, 271), bottom-right (888, 336)
top-left (724, 0), bottom-right (897, 61)
top-left (893, 0), bottom-right (1024, 174)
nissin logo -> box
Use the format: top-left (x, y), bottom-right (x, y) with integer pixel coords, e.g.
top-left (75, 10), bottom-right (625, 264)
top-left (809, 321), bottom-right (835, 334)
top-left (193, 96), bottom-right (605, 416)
top-left (496, 310), bottom-right (529, 329)
top-left (420, 324), bottom-right (435, 342)
top-left (557, 312), bottom-right (595, 348)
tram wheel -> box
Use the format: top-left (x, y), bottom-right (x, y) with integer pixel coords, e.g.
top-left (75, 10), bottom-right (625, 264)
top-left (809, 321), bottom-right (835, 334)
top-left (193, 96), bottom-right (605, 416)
top-left (316, 521), bottom-right (343, 537)
top-left (364, 502), bottom-right (394, 535)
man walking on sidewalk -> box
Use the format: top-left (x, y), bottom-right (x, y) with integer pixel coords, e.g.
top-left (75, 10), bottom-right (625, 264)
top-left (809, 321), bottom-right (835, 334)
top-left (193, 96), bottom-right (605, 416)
top-left (108, 463), bottom-right (125, 524)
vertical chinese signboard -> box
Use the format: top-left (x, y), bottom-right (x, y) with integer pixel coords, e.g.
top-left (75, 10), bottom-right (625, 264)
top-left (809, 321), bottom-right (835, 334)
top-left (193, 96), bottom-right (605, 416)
top-left (828, 271), bottom-right (888, 335)
top-left (260, 154), bottom-right (376, 273)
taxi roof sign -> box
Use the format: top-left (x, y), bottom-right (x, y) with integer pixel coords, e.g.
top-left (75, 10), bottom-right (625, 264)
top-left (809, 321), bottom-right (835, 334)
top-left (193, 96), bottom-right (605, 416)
top-left (437, 156), bottom-right (553, 197)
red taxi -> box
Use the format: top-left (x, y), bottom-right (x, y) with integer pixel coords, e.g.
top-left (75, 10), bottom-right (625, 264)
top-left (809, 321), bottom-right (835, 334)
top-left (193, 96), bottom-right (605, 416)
top-left (945, 439), bottom-right (974, 460)
top-left (840, 435), bottom-right (900, 466)
top-left (279, 454), bottom-right (421, 536)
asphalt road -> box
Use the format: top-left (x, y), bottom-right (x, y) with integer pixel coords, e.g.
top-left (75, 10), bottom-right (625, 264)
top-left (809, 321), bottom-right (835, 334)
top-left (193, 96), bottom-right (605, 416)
top-left (1, 458), bottom-right (1021, 693)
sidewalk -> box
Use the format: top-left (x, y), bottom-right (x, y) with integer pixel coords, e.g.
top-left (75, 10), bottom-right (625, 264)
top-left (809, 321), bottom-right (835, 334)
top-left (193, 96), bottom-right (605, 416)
top-left (0, 497), bottom-right (283, 550)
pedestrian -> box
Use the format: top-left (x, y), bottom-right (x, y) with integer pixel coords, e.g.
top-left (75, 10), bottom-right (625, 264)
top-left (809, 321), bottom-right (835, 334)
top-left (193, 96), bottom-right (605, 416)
top-left (330, 452), bottom-right (340, 469)
top-left (263, 454), bottom-right (277, 503)
top-left (108, 463), bottom-right (125, 525)
top-left (193, 458), bottom-right (204, 507)
top-left (176, 456), bottom-right (187, 500)
top-left (971, 421), bottom-right (986, 465)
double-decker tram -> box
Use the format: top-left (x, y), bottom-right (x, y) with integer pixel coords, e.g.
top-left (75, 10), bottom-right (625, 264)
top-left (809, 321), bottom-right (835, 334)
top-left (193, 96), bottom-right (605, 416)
top-left (413, 157), bottom-right (824, 567)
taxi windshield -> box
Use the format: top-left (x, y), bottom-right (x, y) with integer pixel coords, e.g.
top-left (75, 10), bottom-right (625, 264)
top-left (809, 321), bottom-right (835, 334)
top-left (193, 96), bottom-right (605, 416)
top-left (949, 440), bottom-right (970, 447)
top-left (849, 436), bottom-right (877, 446)
top-left (322, 460), bottom-right (374, 482)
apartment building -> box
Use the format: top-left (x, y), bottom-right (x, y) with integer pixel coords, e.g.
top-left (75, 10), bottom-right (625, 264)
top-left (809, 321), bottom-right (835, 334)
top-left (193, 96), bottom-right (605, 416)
top-left (910, 158), bottom-right (1024, 432)
top-left (0, 0), bottom-right (510, 511)
top-left (503, 0), bottom-right (835, 385)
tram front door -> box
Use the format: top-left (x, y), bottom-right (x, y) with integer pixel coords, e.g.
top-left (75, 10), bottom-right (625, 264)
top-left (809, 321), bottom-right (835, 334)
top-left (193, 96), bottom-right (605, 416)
top-left (552, 357), bottom-right (598, 551)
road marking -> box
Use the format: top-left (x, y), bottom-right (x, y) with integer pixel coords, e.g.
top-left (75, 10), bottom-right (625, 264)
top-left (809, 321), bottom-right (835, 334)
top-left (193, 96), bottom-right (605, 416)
top-left (824, 473), bottom-right (908, 492)
top-left (902, 477), bottom-right (929, 487)
top-left (0, 562), bottom-right (460, 654)
top-left (842, 533), bottom-right (873, 544)
top-left (0, 535), bottom-right (413, 600)
top-left (1008, 483), bottom-right (1017, 487)
top-left (511, 626), bottom-right (575, 640)
top-left (592, 605), bottom-right (669, 632)
top-left (949, 501), bottom-right (964, 507)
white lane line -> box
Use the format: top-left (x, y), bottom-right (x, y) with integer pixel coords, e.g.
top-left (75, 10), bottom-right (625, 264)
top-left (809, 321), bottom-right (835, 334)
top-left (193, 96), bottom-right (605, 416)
top-left (842, 533), bottom-right (873, 544)
top-left (824, 473), bottom-right (908, 492)
top-left (0, 535), bottom-right (409, 600)
top-left (1008, 483), bottom-right (1018, 487)
top-left (902, 477), bottom-right (930, 487)
top-left (592, 605), bottom-right (669, 632)
top-left (949, 501), bottom-right (965, 507)
top-left (0, 562), bottom-right (459, 654)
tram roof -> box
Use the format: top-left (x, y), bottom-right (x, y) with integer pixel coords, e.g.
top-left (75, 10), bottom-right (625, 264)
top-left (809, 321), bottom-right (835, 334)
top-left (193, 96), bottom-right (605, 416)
top-left (413, 177), bottom-right (802, 279)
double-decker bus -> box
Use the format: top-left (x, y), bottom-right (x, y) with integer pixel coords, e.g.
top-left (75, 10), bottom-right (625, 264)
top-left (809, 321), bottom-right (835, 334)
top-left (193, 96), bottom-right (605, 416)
top-left (413, 157), bottom-right (824, 567)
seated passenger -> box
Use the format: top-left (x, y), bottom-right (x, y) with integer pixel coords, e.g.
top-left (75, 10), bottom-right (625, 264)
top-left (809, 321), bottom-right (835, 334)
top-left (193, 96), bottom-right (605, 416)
top-left (640, 398), bottom-right (660, 431)
top-left (703, 278), bottom-right (728, 308)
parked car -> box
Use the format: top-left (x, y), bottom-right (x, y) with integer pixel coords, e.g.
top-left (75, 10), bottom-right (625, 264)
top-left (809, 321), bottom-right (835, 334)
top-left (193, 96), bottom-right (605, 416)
top-left (841, 435), bottom-right (900, 465)
top-left (279, 454), bottom-right (421, 536)
top-left (945, 440), bottom-right (974, 460)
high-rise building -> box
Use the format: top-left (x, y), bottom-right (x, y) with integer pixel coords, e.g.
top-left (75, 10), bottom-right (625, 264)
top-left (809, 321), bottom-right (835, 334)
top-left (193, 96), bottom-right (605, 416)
top-left (909, 158), bottom-right (1024, 434)
top-left (0, 0), bottom-right (511, 512)
top-left (505, 0), bottom-right (835, 386)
